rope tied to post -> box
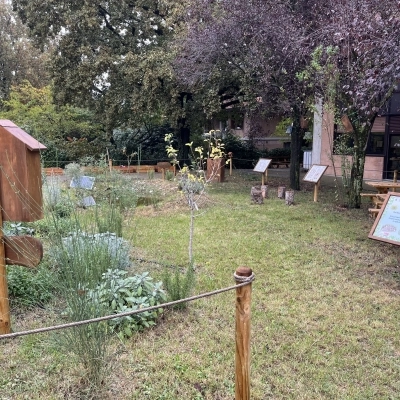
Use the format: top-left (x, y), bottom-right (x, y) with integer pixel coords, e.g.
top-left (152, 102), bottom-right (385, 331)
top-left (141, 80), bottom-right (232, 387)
top-left (233, 266), bottom-right (255, 284)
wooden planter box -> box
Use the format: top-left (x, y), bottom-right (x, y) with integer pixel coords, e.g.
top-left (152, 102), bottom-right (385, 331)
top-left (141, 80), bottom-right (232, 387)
top-left (206, 158), bottom-right (225, 182)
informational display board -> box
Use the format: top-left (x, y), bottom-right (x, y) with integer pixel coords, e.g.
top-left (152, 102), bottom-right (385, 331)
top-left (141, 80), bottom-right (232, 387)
top-left (369, 192), bottom-right (400, 245)
top-left (303, 165), bottom-right (328, 183)
top-left (253, 158), bottom-right (272, 173)
top-left (70, 176), bottom-right (95, 190)
top-left (81, 196), bottom-right (96, 207)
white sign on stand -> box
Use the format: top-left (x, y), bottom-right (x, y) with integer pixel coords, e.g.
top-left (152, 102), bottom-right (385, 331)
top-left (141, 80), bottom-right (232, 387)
top-left (253, 158), bottom-right (272, 185)
top-left (303, 165), bottom-right (328, 183)
top-left (303, 165), bottom-right (328, 202)
top-left (253, 158), bottom-right (272, 173)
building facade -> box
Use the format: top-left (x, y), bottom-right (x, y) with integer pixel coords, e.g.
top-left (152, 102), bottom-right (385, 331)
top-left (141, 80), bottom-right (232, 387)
top-left (312, 93), bottom-right (400, 180)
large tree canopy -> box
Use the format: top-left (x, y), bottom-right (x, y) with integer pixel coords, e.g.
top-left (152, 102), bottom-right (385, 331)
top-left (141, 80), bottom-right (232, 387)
top-left (300, 0), bottom-right (400, 207)
top-left (11, 0), bottom-right (200, 134)
top-left (175, 0), bottom-right (320, 189)
top-left (0, 0), bottom-right (50, 102)
top-left (175, 0), bottom-right (400, 196)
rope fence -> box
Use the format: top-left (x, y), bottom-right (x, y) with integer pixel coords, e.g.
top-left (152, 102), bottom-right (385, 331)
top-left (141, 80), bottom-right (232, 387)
top-left (1, 267), bottom-right (255, 398)
top-left (0, 272), bottom-right (255, 341)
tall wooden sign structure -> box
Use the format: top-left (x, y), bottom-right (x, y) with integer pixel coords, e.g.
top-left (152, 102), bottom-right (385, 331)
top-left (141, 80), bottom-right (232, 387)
top-left (0, 120), bottom-right (46, 334)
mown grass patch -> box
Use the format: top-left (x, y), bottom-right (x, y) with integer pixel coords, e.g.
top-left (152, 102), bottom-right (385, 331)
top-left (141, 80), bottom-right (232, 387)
top-left (1, 171), bottom-right (400, 399)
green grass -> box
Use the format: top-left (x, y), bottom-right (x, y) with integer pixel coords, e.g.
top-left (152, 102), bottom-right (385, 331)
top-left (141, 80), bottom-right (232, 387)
top-left (1, 172), bottom-right (400, 399)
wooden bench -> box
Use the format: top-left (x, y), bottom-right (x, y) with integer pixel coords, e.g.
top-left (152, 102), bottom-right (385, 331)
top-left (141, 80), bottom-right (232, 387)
top-left (270, 157), bottom-right (290, 168)
top-left (361, 192), bottom-right (383, 208)
top-left (368, 208), bottom-right (381, 219)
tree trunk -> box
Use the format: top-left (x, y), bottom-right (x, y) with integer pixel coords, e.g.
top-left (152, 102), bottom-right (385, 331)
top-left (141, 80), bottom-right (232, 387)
top-left (290, 111), bottom-right (303, 190)
top-left (347, 127), bottom-right (367, 208)
top-left (177, 118), bottom-right (190, 164)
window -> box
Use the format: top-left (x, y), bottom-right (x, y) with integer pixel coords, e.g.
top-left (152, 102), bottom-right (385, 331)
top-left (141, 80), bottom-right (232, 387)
top-left (229, 113), bottom-right (244, 130)
top-left (366, 132), bottom-right (384, 155)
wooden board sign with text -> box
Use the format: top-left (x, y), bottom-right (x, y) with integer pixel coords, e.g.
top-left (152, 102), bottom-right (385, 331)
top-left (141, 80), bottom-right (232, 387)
top-left (303, 165), bottom-right (328, 183)
top-left (253, 158), bottom-right (272, 173)
top-left (369, 192), bottom-right (400, 245)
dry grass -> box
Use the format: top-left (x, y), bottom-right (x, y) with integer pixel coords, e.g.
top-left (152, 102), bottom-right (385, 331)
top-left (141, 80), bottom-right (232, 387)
top-left (1, 171), bottom-right (400, 399)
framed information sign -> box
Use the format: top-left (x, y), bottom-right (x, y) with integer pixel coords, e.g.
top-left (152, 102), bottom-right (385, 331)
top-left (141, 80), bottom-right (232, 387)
top-left (303, 165), bottom-right (328, 183)
top-left (70, 176), bottom-right (95, 190)
top-left (369, 192), bottom-right (400, 245)
top-left (253, 158), bottom-right (272, 173)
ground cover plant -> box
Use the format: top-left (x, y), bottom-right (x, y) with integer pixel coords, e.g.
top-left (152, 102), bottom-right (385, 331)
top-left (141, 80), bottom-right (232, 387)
top-left (1, 170), bottom-right (400, 399)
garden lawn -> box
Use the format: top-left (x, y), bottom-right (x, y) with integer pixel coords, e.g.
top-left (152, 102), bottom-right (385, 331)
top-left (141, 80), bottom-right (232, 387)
top-left (1, 171), bottom-right (400, 399)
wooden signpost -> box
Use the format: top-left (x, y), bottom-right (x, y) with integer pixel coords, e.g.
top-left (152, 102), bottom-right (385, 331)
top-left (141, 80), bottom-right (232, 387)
top-left (369, 192), bottom-right (400, 245)
top-left (303, 165), bottom-right (328, 202)
top-left (253, 158), bottom-right (272, 185)
top-left (0, 120), bottom-right (46, 334)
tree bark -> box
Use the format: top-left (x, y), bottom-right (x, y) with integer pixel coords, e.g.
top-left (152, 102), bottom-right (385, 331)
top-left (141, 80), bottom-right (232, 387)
top-left (347, 127), bottom-right (367, 208)
top-left (290, 110), bottom-right (303, 190)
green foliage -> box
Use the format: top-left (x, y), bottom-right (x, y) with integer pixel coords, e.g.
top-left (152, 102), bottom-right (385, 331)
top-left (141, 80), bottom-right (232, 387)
top-left (0, 82), bottom-right (107, 166)
top-left (165, 170), bottom-right (174, 181)
top-left (95, 206), bottom-right (123, 237)
top-left (223, 131), bottom-right (261, 168)
top-left (42, 184), bottom-right (75, 218)
top-left (7, 263), bottom-right (55, 308)
top-left (265, 147), bottom-right (291, 158)
top-left (111, 124), bottom-right (172, 165)
top-left (93, 171), bottom-right (138, 211)
top-left (162, 265), bottom-right (195, 310)
top-left (52, 232), bottom-right (131, 281)
top-left (274, 118), bottom-right (293, 137)
top-left (87, 269), bottom-right (166, 338)
top-left (2, 222), bottom-right (34, 236)
top-left (28, 214), bottom-right (74, 238)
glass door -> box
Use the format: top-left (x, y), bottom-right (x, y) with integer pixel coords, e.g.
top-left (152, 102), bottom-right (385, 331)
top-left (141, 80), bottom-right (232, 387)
top-left (386, 135), bottom-right (400, 179)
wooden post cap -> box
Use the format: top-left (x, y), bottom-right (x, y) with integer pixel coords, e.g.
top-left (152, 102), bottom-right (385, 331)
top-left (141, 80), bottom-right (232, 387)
top-left (235, 267), bottom-right (253, 277)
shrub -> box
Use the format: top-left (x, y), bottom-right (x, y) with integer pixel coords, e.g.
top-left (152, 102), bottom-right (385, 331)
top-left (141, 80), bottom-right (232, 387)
top-left (51, 232), bottom-right (131, 283)
top-left (162, 264), bottom-right (195, 310)
top-left (42, 179), bottom-right (75, 218)
top-left (95, 206), bottom-right (123, 237)
top-left (265, 147), bottom-right (291, 158)
top-left (87, 269), bottom-right (166, 338)
top-left (223, 131), bottom-right (261, 168)
top-left (7, 263), bottom-right (56, 307)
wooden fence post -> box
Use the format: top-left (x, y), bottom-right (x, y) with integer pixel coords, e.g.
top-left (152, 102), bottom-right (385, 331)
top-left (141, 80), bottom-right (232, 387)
top-left (0, 194), bottom-right (11, 334)
top-left (234, 266), bottom-right (253, 400)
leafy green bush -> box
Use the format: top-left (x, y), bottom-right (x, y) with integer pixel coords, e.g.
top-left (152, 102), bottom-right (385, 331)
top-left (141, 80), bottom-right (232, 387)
top-left (223, 131), bottom-right (261, 168)
top-left (264, 147), bottom-right (291, 158)
top-left (51, 232), bottom-right (131, 281)
top-left (95, 206), bottom-right (123, 237)
top-left (87, 269), bottom-right (166, 338)
top-left (42, 179), bottom-right (75, 218)
top-left (162, 265), bottom-right (195, 310)
top-left (28, 215), bottom-right (74, 238)
top-left (7, 263), bottom-right (56, 307)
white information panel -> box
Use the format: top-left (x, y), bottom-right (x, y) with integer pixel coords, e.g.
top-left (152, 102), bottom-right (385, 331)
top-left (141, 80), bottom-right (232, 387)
top-left (369, 192), bottom-right (400, 246)
top-left (303, 165), bottom-right (328, 183)
top-left (253, 158), bottom-right (272, 173)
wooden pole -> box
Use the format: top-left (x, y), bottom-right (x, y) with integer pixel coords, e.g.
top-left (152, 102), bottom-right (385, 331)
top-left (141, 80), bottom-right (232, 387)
top-left (261, 173), bottom-right (265, 186)
top-left (0, 195), bottom-right (11, 334)
top-left (108, 159), bottom-right (113, 173)
top-left (394, 170), bottom-right (398, 183)
top-left (235, 266), bottom-right (253, 400)
top-left (264, 169), bottom-right (268, 183)
top-left (229, 153), bottom-right (233, 176)
top-left (313, 183), bottom-right (319, 202)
